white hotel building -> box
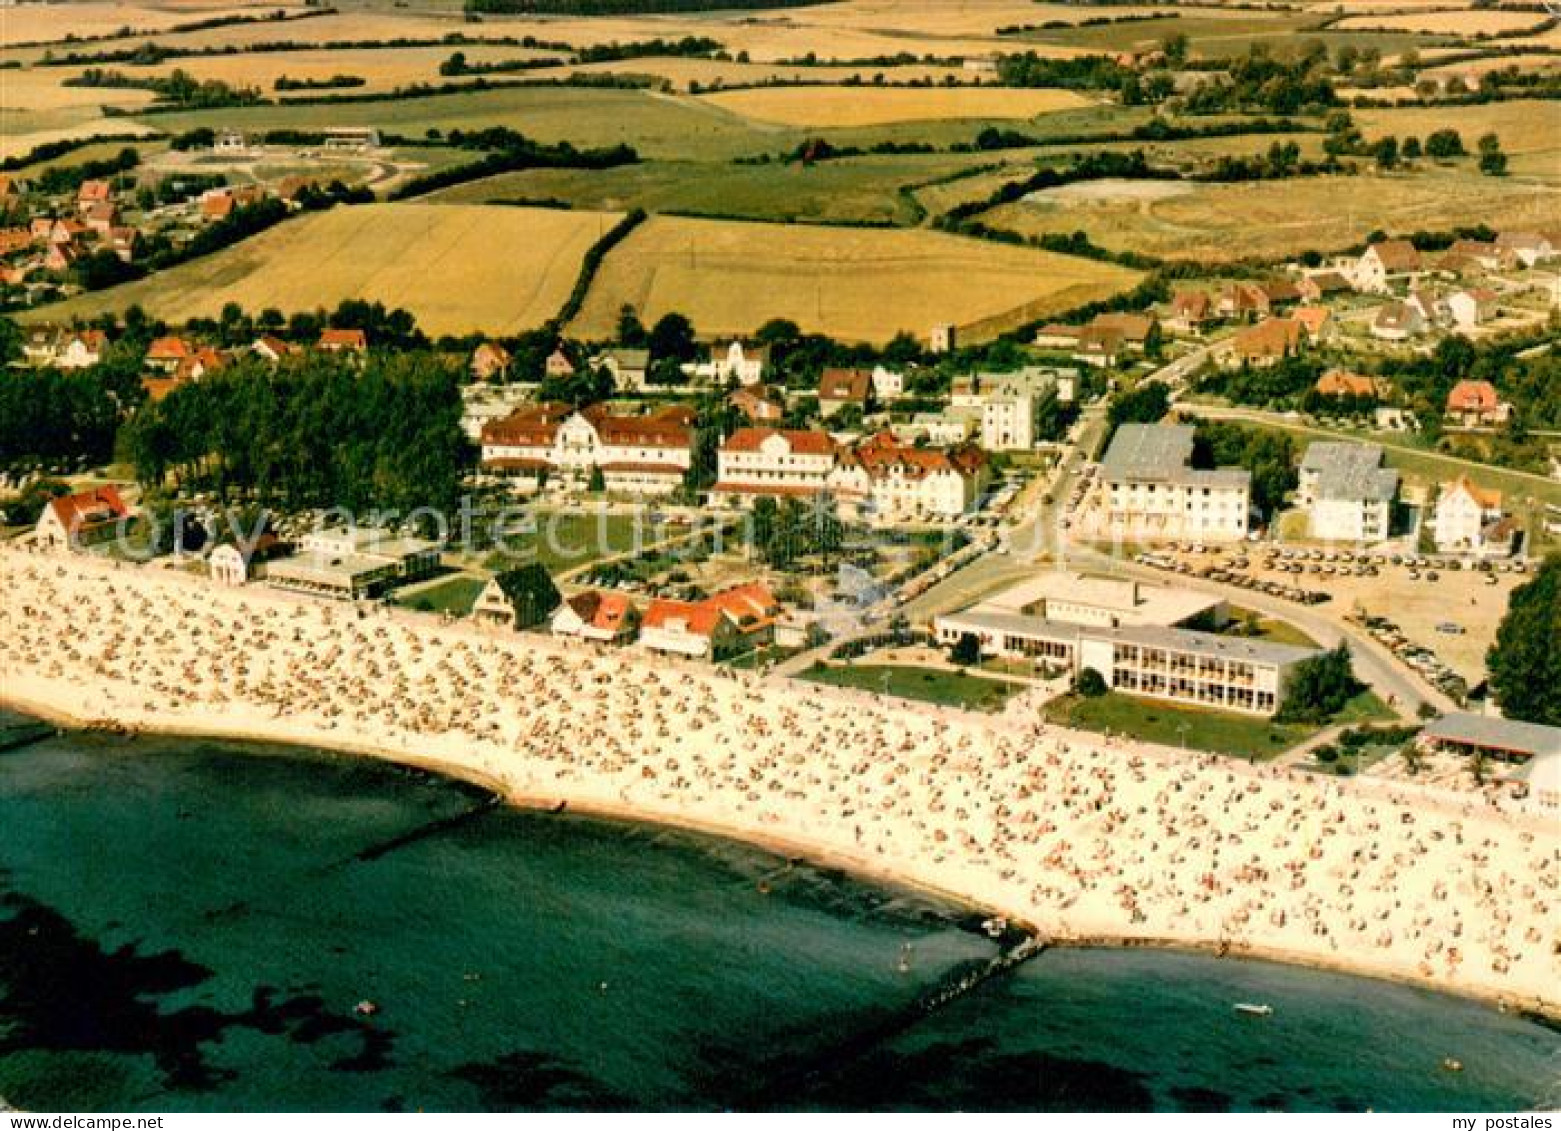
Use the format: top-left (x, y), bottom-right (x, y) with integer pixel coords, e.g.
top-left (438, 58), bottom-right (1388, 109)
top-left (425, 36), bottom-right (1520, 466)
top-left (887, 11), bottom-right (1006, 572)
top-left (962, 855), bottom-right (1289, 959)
top-left (1098, 423), bottom-right (1251, 541)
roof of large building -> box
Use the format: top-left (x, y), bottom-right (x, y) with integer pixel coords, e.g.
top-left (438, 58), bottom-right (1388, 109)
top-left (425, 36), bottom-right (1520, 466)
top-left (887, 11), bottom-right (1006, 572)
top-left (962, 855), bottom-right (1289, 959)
top-left (1301, 442), bottom-right (1400, 503)
top-left (722, 427), bottom-right (835, 456)
top-left (1099, 424), bottom-right (1250, 491)
top-left (979, 571), bottom-right (1220, 628)
top-left (1100, 622), bottom-right (1320, 667)
top-left (1421, 713), bottom-right (1561, 761)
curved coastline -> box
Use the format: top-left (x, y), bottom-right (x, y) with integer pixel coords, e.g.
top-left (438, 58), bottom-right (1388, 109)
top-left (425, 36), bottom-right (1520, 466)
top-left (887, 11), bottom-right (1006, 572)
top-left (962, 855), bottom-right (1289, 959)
top-left (1, 548), bottom-right (1556, 1023)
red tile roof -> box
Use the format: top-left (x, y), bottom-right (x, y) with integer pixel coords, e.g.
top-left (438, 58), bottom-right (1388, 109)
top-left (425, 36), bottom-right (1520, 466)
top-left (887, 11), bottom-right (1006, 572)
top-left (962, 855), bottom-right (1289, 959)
top-left (1447, 379), bottom-right (1501, 412)
top-left (47, 485), bottom-right (129, 535)
top-left (722, 427), bottom-right (835, 456)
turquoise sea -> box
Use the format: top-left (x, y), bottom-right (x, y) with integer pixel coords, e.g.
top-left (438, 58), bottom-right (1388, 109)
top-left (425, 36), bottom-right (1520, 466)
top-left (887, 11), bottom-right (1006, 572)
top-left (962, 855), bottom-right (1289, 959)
top-left (0, 727), bottom-right (1556, 1112)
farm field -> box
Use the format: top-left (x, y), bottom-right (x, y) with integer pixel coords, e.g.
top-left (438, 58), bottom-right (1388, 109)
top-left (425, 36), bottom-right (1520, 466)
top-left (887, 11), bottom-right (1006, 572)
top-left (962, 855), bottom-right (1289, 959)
top-left (2, 67), bottom-right (159, 113)
top-left (429, 150), bottom-right (1008, 226)
top-left (1332, 9), bottom-right (1548, 35)
top-left (981, 163), bottom-right (1561, 263)
top-left (1357, 99), bottom-right (1561, 162)
top-left (1008, 11), bottom-right (1448, 59)
top-left (0, 0), bottom-right (307, 46)
top-left (554, 58), bottom-right (971, 92)
top-left (0, 117), bottom-right (159, 160)
top-left (34, 203), bottom-right (620, 335)
top-left (697, 86), bottom-right (1094, 129)
top-left (567, 214), bottom-right (1142, 344)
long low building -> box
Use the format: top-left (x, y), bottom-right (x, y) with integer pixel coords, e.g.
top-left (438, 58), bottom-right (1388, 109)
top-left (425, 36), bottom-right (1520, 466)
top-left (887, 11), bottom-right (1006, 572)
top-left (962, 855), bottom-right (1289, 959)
top-left (936, 597), bottom-right (1317, 717)
top-left (265, 527), bottom-right (439, 600)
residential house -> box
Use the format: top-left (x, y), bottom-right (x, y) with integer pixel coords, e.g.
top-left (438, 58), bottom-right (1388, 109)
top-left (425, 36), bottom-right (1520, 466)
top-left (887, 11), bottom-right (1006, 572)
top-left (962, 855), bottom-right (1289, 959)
top-left (81, 201), bottom-right (117, 234)
top-left (76, 179), bottom-right (112, 210)
top-left (1292, 305), bottom-right (1333, 345)
top-left (1370, 301), bottom-right (1425, 341)
top-left (817, 367), bottom-right (873, 419)
top-left (1228, 317), bottom-right (1304, 367)
top-left (21, 325), bottom-right (62, 366)
top-left (470, 341), bottom-right (512, 382)
top-left (1098, 423), bottom-right (1250, 540)
top-left (1447, 288), bottom-right (1498, 329)
top-left (640, 582), bottom-right (780, 660)
top-left (104, 226), bottom-right (137, 262)
top-left (1259, 279), bottom-right (1302, 308)
top-left (595, 347), bottom-right (650, 392)
top-left (870, 365), bottom-right (904, 402)
top-left (1297, 271), bottom-right (1352, 303)
top-left (1216, 282), bottom-right (1271, 320)
top-left (1434, 476), bottom-right (1504, 553)
top-left (145, 335), bottom-right (196, 373)
top-left (1033, 323), bottom-right (1081, 351)
top-left (694, 340), bottom-right (769, 386)
top-left (1314, 369), bottom-right (1389, 401)
top-left (56, 329), bottom-right (108, 369)
top-left (949, 367), bottom-right (1061, 452)
top-left (1445, 379), bottom-right (1510, 428)
top-left (1355, 239), bottom-right (1422, 292)
top-left (251, 335), bottom-right (300, 364)
top-left (729, 386), bottom-right (785, 424)
top-left (0, 226), bottom-right (32, 256)
top-left (318, 327), bottom-right (368, 354)
top-left (1073, 324), bottom-right (1125, 368)
top-left (544, 348), bottom-right (575, 378)
top-left (481, 402), bottom-right (695, 494)
top-left (713, 427), bottom-right (837, 503)
top-left (550, 590), bottom-right (639, 645)
top-left (1166, 289), bottom-right (1212, 335)
top-left (34, 486), bottom-right (132, 551)
top-left (1445, 239), bottom-right (1505, 272)
top-left (42, 242), bottom-right (79, 273)
top-left (1406, 289), bottom-right (1447, 327)
top-left (1297, 442), bottom-right (1399, 543)
top-left (828, 431), bottom-right (988, 522)
top-left (1495, 231), bottom-right (1558, 268)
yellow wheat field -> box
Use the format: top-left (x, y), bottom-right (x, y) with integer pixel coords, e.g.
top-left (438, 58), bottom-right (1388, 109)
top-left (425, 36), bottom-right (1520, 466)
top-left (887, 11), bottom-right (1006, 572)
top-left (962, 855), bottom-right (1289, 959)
top-left (568, 215), bottom-right (1142, 345)
top-left (1, 66), bottom-right (157, 112)
top-left (1332, 9), bottom-right (1549, 35)
top-left (0, 1), bottom-right (308, 47)
top-left (698, 86), bottom-right (1093, 128)
top-left (40, 203), bottom-right (622, 336)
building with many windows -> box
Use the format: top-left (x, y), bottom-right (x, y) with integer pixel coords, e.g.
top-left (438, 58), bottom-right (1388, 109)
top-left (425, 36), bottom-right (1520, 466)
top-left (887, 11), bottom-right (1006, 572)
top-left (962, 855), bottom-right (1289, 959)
top-left (480, 402), bottom-right (695, 495)
top-left (1097, 424), bottom-right (1250, 541)
top-left (1297, 442), bottom-right (1399, 543)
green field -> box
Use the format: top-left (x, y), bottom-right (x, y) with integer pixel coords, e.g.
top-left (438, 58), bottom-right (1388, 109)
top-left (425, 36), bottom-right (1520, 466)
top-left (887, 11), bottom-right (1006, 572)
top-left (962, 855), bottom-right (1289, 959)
top-left (799, 661), bottom-right (1024, 712)
top-left (394, 575), bottom-right (486, 615)
top-left (1043, 690), bottom-right (1392, 758)
top-left (486, 511), bottom-right (651, 575)
top-left (1010, 12), bottom-right (1449, 59)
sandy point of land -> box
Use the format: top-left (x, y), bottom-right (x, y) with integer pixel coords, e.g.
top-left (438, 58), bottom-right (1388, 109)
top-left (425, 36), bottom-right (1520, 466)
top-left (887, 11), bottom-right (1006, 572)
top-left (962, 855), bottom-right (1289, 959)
top-left (0, 545), bottom-right (1555, 1018)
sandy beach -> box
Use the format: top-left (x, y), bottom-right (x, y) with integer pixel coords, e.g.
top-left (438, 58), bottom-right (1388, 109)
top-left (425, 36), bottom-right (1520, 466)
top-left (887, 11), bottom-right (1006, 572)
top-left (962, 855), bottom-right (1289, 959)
top-left (1, 545), bottom-right (1556, 1018)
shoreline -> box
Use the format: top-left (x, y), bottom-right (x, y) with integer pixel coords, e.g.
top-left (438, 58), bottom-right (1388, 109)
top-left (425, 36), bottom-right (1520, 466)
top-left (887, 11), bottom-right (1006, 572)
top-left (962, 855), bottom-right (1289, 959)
top-left (2, 547), bottom-right (1555, 1024)
top-left (4, 690), bottom-right (1554, 1024)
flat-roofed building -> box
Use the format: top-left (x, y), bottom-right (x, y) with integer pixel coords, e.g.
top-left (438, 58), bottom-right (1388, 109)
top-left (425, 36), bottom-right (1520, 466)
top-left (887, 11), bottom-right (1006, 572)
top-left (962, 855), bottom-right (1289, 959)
top-left (977, 571), bottom-right (1224, 630)
top-left (1098, 423), bottom-right (1250, 541)
top-left (268, 526), bottom-right (439, 599)
top-left (1417, 713), bottom-right (1561, 767)
top-left (1079, 624), bottom-right (1315, 716)
top-left (1298, 442), bottom-right (1399, 543)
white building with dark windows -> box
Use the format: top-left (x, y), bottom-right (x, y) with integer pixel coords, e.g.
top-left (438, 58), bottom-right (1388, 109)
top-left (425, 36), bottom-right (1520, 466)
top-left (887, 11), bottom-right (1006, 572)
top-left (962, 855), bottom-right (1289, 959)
top-left (1298, 442), bottom-right (1399, 543)
top-left (1097, 423), bottom-right (1250, 541)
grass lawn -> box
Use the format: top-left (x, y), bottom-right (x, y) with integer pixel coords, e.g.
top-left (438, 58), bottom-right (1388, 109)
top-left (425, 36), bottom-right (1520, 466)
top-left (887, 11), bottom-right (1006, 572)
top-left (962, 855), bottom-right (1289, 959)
top-left (1225, 606), bottom-right (1321, 650)
top-left (393, 575), bottom-right (486, 615)
top-left (1044, 689), bottom-right (1391, 759)
top-left (799, 662), bottom-right (1023, 712)
top-left (486, 510), bottom-right (650, 574)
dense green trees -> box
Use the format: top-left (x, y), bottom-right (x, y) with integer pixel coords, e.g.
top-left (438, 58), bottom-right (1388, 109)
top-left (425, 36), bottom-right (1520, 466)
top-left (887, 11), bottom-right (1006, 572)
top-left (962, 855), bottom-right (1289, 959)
top-left (122, 351), bottom-right (468, 516)
top-left (1191, 420), bottom-right (1297, 519)
top-left (1276, 644), bottom-right (1362, 724)
top-left (0, 368), bottom-right (121, 470)
top-left (496, 563), bottom-right (562, 629)
top-left (749, 496), bottom-right (843, 569)
top-left (1487, 556), bottom-right (1561, 726)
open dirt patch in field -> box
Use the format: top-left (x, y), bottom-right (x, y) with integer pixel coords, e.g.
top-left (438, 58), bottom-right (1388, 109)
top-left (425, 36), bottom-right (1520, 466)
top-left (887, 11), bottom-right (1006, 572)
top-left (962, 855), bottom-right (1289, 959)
top-left (35, 203), bottom-right (620, 336)
top-left (568, 214), bottom-right (1141, 344)
top-left (698, 86), bottom-right (1092, 128)
top-left (1026, 177), bottom-right (1198, 204)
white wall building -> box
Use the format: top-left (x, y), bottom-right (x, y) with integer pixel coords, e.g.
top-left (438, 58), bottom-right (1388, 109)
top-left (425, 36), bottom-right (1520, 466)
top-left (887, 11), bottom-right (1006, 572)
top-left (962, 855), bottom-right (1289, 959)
top-left (1434, 477), bottom-right (1503, 553)
top-left (1097, 424), bottom-right (1250, 541)
top-left (712, 428), bottom-right (838, 502)
top-left (1298, 442), bottom-right (1399, 543)
top-left (828, 432), bottom-right (987, 522)
top-left (481, 403), bottom-right (694, 495)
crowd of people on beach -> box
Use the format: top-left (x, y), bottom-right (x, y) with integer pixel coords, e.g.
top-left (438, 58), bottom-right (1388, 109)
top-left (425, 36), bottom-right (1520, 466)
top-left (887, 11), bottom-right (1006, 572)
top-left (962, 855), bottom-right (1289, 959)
top-left (1, 545), bottom-right (1555, 1014)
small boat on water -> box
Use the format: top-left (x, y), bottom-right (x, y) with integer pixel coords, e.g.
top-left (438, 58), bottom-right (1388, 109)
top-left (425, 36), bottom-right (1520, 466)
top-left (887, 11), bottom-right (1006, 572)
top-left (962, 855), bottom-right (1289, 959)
top-left (897, 942), bottom-right (914, 973)
top-left (1233, 1002), bottom-right (1273, 1017)
top-left (982, 916), bottom-right (1008, 938)
top-left (1442, 1058), bottom-right (1463, 1073)
top-left (354, 1000), bottom-right (380, 1017)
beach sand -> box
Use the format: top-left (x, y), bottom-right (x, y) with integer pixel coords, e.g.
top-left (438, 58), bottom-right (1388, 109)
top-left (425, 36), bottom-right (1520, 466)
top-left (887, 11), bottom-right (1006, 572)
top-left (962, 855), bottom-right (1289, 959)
top-left (1, 546), bottom-right (1555, 1017)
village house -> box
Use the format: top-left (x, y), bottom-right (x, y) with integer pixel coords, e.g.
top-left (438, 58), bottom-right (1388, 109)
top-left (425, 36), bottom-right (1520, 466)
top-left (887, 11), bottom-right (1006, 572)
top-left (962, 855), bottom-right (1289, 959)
top-left (1445, 379), bottom-right (1511, 428)
top-left (729, 386), bottom-right (786, 424)
top-left (1434, 476), bottom-right (1507, 554)
top-left (595, 347), bottom-right (650, 393)
top-left (1292, 305), bottom-right (1333, 345)
top-left (1297, 271), bottom-right (1352, 304)
top-left (42, 242), bottom-right (79, 274)
top-left (693, 340), bottom-right (768, 386)
top-left (1495, 230), bottom-right (1558, 268)
top-left (544, 348), bottom-right (576, 378)
top-left (1297, 442), bottom-right (1399, 543)
top-left (481, 402), bottom-right (695, 495)
top-left (1216, 282), bottom-right (1272, 321)
top-left (104, 226), bottom-right (138, 263)
top-left (1098, 423), bottom-right (1250, 541)
top-left (828, 431), bottom-right (988, 523)
top-left (1073, 324), bottom-right (1124, 368)
top-left (1447, 288), bottom-right (1498, 329)
top-left (1314, 369), bottom-right (1390, 401)
top-left (1355, 239), bottom-right (1422, 293)
top-left (550, 590), bottom-right (639, 645)
top-left (1370, 301), bottom-right (1425, 342)
top-left (1165, 289), bottom-right (1212, 336)
top-left (318, 327), bottom-right (368, 354)
top-left (712, 427), bottom-right (837, 503)
top-left (145, 335), bottom-right (196, 373)
top-left (640, 582), bottom-right (780, 661)
top-left (76, 179), bottom-right (112, 211)
top-left (1227, 317), bottom-right (1305, 367)
top-left (870, 365), bottom-right (904, 402)
top-left (251, 335), bottom-right (300, 364)
top-left (817, 367), bottom-right (874, 419)
top-left (1406, 289), bottom-right (1446, 327)
top-left (21, 325), bottom-right (62, 367)
top-left (33, 486), bottom-right (132, 551)
top-left (0, 226), bottom-right (31, 256)
top-left (81, 201), bottom-right (117, 234)
top-left (470, 341), bottom-right (512, 382)
top-left (56, 329), bottom-right (108, 369)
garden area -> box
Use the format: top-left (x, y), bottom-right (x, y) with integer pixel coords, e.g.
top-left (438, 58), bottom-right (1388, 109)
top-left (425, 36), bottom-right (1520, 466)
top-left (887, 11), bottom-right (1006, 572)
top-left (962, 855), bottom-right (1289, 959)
top-left (799, 660), bottom-right (1024, 712)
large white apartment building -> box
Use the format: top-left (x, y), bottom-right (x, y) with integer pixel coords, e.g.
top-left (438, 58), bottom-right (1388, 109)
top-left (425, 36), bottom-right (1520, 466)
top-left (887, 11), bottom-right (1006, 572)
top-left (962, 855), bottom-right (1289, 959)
top-left (1097, 424), bottom-right (1251, 541)
top-left (712, 427), bottom-right (838, 500)
top-left (480, 402), bottom-right (695, 494)
top-left (1297, 442), bottom-right (1399, 543)
top-left (949, 367), bottom-right (1071, 452)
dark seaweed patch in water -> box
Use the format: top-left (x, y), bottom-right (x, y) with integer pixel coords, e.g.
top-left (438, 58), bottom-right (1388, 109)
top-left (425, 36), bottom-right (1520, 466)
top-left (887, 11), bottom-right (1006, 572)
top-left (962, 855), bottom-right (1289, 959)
top-left (795, 1037), bottom-right (1156, 1111)
top-left (0, 891), bottom-right (394, 1095)
top-left (448, 1051), bottom-right (632, 1112)
top-left (1168, 1085), bottom-right (1233, 1112)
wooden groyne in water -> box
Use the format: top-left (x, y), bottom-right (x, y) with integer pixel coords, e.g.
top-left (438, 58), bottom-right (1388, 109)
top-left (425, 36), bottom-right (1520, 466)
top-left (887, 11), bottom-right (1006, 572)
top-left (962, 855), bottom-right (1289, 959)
top-left (351, 792), bottom-right (504, 864)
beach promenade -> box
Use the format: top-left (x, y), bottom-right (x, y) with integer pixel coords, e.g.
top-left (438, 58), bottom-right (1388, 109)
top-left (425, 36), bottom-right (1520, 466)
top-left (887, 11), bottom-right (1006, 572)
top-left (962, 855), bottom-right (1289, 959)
top-left (1, 546), bottom-right (1555, 1017)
